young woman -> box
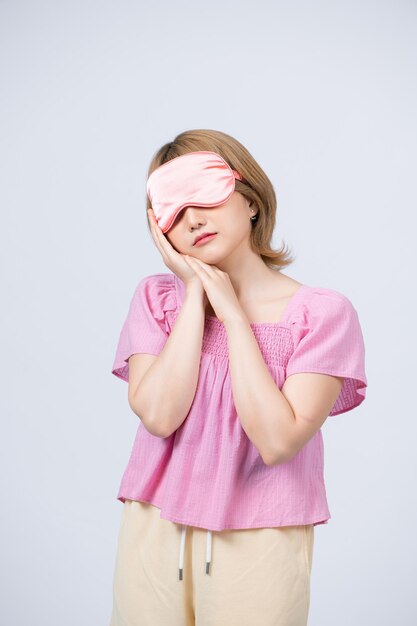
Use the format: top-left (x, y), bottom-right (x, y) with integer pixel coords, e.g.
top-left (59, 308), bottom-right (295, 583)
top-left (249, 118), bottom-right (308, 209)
top-left (109, 129), bottom-right (367, 626)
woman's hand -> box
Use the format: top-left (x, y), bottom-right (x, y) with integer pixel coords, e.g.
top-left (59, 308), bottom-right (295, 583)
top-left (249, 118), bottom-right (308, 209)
top-left (147, 208), bottom-right (202, 289)
top-left (183, 255), bottom-right (244, 324)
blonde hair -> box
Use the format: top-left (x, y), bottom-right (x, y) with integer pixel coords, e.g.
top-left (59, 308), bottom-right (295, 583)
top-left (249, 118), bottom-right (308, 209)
top-left (145, 129), bottom-right (295, 270)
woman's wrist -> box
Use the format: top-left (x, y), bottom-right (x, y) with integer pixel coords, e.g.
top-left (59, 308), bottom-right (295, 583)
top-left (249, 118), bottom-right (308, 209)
top-left (184, 278), bottom-right (206, 309)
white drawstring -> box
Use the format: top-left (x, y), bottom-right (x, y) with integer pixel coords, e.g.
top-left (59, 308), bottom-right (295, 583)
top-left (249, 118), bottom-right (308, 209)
top-left (178, 525), bottom-right (212, 580)
top-left (178, 525), bottom-right (187, 580)
top-left (205, 529), bottom-right (212, 574)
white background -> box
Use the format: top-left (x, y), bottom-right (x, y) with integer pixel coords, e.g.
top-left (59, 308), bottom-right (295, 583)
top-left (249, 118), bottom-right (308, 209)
top-left (1, 1), bottom-right (416, 624)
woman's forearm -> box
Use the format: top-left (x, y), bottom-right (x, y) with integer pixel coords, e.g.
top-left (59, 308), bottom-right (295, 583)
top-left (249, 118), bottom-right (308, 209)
top-left (131, 282), bottom-right (205, 438)
top-left (223, 314), bottom-right (296, 464)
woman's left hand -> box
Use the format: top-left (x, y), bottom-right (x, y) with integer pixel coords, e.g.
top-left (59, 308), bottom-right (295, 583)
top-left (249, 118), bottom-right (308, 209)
top-left (183, 255), bottom-right (244, 324)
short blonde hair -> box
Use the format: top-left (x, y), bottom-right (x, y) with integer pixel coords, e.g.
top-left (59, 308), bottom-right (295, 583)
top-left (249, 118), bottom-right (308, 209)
top-left (145, 128), bottom-right (295, 270)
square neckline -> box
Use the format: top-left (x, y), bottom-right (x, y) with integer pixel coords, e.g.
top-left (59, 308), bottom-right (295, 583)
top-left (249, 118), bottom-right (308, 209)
top-left (204, 283), bottom-right (310, 328)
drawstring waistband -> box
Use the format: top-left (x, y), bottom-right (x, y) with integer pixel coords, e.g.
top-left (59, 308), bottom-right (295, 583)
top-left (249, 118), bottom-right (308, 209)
top-left (178, 525), bottom-right (212, 580)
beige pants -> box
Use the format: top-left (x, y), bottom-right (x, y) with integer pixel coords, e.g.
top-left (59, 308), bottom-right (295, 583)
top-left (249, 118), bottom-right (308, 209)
top-left (110, 499), bottom-right (314, 626)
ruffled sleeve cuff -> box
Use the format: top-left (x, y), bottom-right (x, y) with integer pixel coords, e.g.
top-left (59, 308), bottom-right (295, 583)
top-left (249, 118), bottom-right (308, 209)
top-left (286, 287), bottom-right (368, 416)
top-left (111, 273), bottom-right (176, 382)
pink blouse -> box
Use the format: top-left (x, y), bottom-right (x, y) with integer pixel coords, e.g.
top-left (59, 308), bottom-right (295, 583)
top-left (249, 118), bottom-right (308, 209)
top-left (111, 272), bottom-right (367, 532)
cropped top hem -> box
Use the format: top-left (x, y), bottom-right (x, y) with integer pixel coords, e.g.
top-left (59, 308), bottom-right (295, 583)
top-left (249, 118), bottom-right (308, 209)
top-left (117, 495), bottom-right (331, 531)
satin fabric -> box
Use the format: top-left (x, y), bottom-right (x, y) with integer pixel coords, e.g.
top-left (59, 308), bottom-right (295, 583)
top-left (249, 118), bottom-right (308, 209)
top-left (146, 151), bottom-right (244, 233)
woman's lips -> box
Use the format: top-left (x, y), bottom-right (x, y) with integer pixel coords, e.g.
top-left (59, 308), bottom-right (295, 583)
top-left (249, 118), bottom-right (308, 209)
top-left (193, 233), bottom-right (217, 247)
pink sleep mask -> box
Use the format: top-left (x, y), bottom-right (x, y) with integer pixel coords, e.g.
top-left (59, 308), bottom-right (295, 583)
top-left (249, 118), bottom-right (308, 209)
top-left (146, 150), bottom-right (245, 233)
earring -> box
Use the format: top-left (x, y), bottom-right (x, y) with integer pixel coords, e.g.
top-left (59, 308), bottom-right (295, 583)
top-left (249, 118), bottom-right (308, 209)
top-left (250, 209), bottom-right (258, 222)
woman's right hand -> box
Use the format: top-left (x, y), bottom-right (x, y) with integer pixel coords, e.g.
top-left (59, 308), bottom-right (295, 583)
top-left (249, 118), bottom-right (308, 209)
top-left (146, 208), bottom-right (203, 290)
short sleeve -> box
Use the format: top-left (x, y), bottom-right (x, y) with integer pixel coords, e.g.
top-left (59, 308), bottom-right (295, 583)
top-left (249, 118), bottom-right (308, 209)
top-left (111, 273), bottom-right (176, 382)
top-left (285, 288), bottom-right (368, 416)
